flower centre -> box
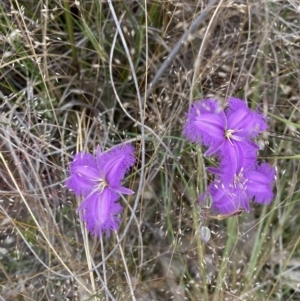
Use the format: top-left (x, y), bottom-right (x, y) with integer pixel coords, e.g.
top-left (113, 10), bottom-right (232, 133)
top-left (224, 129), bottom-right (236, 146)
top-left (234, 169), bottom-right (248, 189)
top-left (224, 128), bottom-right (243, 145)
top-left (96, 178), bottom-right (108, 193)
top-left (225, 129), bottom-right (235, 139)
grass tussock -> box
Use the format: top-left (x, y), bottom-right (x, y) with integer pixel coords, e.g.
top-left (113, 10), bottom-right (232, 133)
top-left (0, 0), bottom-right (300, 300)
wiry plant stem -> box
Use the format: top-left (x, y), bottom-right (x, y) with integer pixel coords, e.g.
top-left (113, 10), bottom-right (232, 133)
top-left (146, 0), bottom-right (218, 99)
top-left (62, 0), bottom-right (80, 74)
top-left (0, 151), bottom-right (91, 293)
top-left (100, 236), bottom-right (108, 301)
top-left (116, 233), bottom-right (137, 301)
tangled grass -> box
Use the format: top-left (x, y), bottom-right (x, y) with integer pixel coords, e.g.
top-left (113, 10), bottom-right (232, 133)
top-left (1, 0), bottom-right (300, 300)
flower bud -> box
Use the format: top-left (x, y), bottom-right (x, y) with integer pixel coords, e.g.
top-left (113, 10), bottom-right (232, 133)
top-left (200, 226), bottom-right (211, 243)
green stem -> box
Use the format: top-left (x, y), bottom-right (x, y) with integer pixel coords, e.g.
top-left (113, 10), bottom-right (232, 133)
top-left (62, 0), bottom-right (80, 75)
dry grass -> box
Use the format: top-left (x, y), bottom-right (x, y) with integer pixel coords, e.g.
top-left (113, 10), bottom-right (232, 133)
top-left (1, 0), bottom-right (300, 300)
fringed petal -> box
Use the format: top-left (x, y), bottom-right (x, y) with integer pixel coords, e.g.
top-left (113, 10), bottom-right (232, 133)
top-left (66, 152), bottom-right (98, 196)
top-left (77, 188), bottom-right (122, 237)
top-left (226, 98), bottom-right (267, 138)
top-left (209, 182), bottom-right (243, 214)
top-left (245, 163), bottom-right (275, 204)
top-left (218, 140), bottom-right (257, 183)
top-left (183, 99), bottom-right (226, 147)
top-left (97, 144), bottom-right (136, 188)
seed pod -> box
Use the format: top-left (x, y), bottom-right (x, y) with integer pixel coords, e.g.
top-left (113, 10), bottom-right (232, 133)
top-left (200, 226), bottom-right (211, 243)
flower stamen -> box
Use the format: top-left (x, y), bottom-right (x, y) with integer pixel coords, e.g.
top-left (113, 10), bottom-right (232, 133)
top-left (97, 178), bottom-right (108, 193)
top-left (225, 128), bottom-right (244, 145)
top-left (225, 129), bottom-right (235, 145)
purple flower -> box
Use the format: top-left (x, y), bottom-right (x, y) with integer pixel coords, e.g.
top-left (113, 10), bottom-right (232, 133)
top-left (184, 97), bottom-right (274, 215)
top-left (204, 163), bottom-right (275, 214)
top-left (66, 144), bottom-right (136, 237)
top-left (183, 98), bottom-right (267, 179)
